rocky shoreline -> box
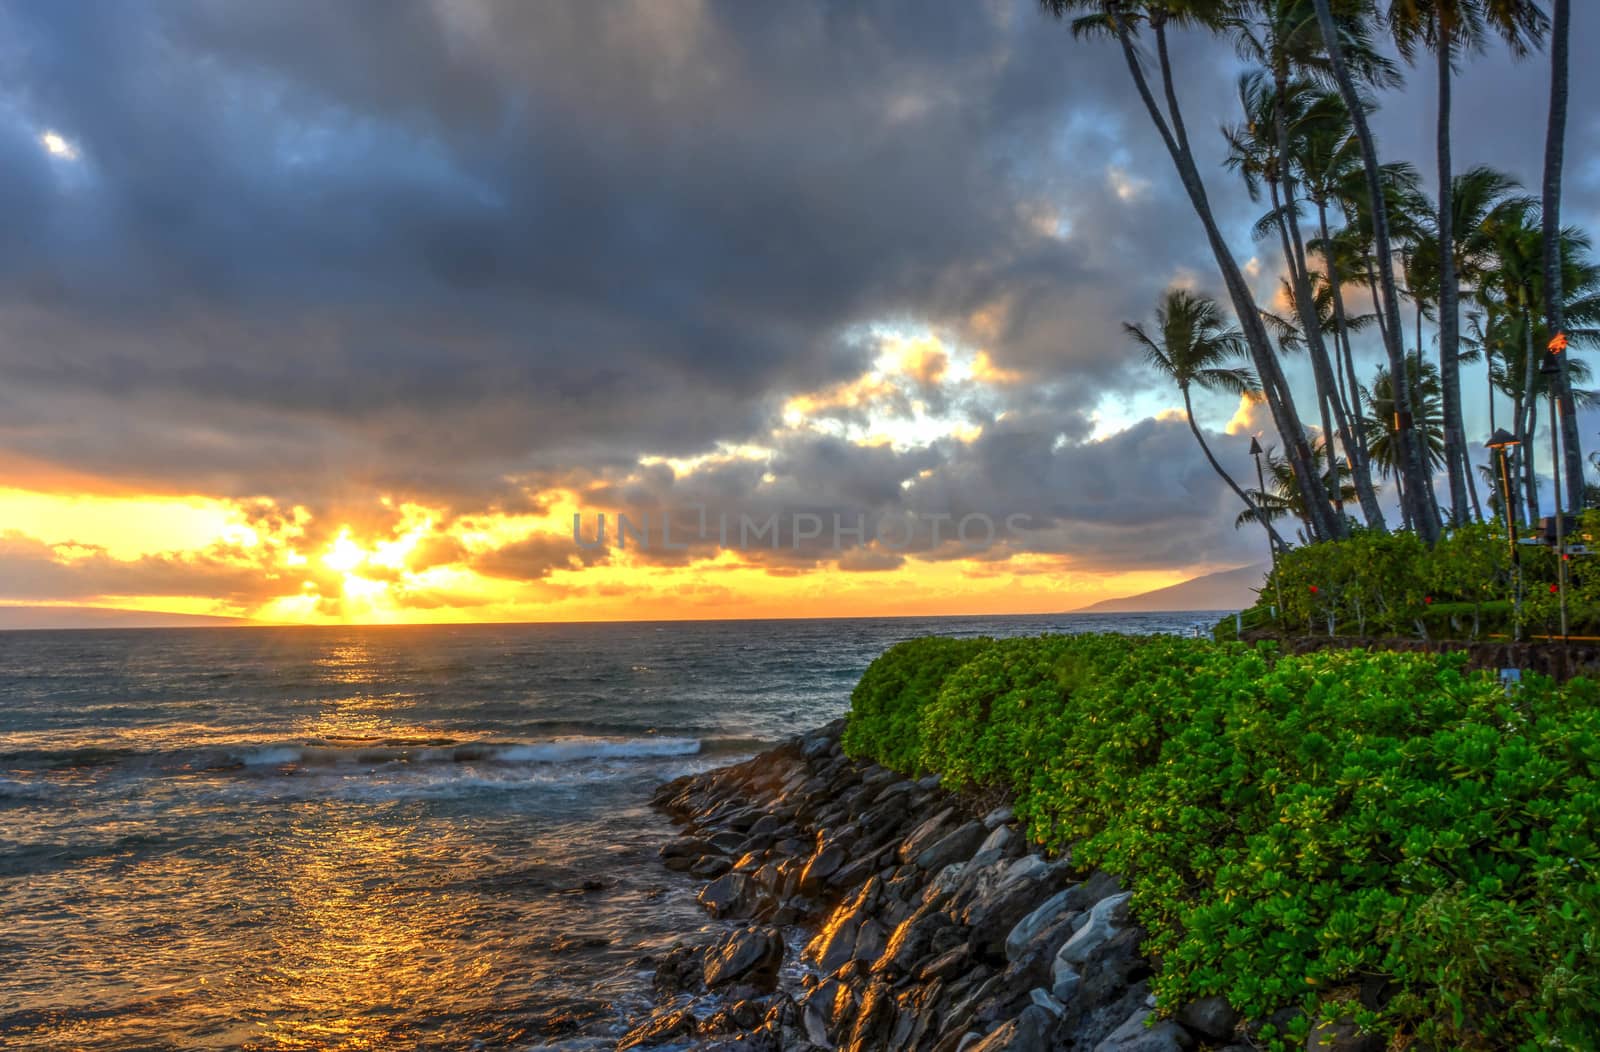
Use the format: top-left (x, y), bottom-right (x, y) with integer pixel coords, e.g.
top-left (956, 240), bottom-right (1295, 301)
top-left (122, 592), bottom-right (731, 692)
top-left (620, 720), bottom-right (1251, 1052)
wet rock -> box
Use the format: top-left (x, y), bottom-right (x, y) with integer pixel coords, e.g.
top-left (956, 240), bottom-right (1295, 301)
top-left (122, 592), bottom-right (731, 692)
top-left (691, 855), bottom-right (734, 880)
top-left (874, 904), bottom-right (953, 977)
top-left (651, 942), bottom-right (706, 997)
top-left (699, 872), bottom-right (768, 919)
top-left (618, 1006), bottom-right (697, 1050)
top-left (1094, 1007), bottom-right (1195, 1051)
top-left (845, 979), bottom-right (897, 1051)
top-left (704, 926), bottom-right (784, 990)
top-left (799, 841), bottom-right (849, 893)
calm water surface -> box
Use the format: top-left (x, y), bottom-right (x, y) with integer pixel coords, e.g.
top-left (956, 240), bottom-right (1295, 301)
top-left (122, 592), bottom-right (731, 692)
top-left (0, 613), bottom-right (1218, 1050)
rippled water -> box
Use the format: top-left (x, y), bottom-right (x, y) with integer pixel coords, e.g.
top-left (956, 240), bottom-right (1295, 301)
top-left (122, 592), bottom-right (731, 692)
top-left (0, 612), bottom-right (1217, 1050)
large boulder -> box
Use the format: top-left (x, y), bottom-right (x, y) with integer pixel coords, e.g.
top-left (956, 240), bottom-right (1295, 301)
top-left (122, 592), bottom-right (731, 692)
top-left (897, 806), bottom-right (957, 864)
top-left (917, 820), bottom-right (989, 872)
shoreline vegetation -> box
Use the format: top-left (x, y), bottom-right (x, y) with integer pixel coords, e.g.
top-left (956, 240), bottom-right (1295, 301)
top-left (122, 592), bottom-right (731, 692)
top-left (629, 633), bottom-right (1598, 1051)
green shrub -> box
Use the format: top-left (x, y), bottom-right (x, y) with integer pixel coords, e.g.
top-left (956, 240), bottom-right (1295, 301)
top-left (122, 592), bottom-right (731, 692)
top-left (843, 633), bottom-right (1600, 1050)
top-left (840, 635), bottom-right (992, 771)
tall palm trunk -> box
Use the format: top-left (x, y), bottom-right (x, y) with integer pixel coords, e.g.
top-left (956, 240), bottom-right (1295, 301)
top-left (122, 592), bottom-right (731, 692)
top-left (1543, 0), bottom-right (1582, 510)
top-left (1320, 202), bottom-right (1384, 529)
top-left (1113, 12), bottom-right (1339, 541)
top-left (1271, 83), bottom-right (1382, 530)
top-left (1311, 0), bottom-right (1440, 542)
top-left (1436, 27), bottom-right (1471, 524)
top-left (1182, 385), bottom-right (1285, 549)
top-left (1520, 309), bottom-right (1541, 523)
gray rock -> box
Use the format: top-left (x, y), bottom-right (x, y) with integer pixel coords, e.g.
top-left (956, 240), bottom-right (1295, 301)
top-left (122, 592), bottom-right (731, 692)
top-left (917, 946), bottom-right (970, 982)
top-left (1056, 892), bottom-right (1132, 967)
top-left (965, 869), bottom-right (1069, 962)
top-left (1094, 1008), bottom-right (1195, 1052)
top-left (978, 823), bottom-right (1015, 857)
top-left (983, 805), bottom-right (1014, 829)
top-left (1029, 987), bottom-right (1065, 1018)
top-left (898, 806), bottom-right (957, 864)
top-left (966, 1003), bottom-right (1054, 1051)
top-left (1175, 995), bottom-right (1238, 1042)
top-left (1050, 962), bottom-right (1080, 1003)
top-left (1005, 888), bottom-right (1074, 962)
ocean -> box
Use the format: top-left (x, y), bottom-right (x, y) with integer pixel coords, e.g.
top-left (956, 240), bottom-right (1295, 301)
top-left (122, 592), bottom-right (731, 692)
top-left (0, 613), bottom-right (1219, 1051)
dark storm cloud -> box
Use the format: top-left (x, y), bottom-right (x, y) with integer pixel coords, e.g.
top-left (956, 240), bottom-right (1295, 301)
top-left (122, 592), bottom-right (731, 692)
top-left (0, 0), bottom-right (1593, 581)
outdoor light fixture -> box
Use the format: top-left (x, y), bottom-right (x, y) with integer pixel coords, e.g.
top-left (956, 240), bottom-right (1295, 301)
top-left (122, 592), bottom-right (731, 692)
top-left (1249, 435), bottom-right (1282, 621)
top-left (1487, 427), bottom-right (1523, 641)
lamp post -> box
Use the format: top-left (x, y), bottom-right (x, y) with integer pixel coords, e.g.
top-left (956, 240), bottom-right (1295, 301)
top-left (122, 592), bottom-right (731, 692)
top-left (1487, 428), bottom-right (1523, 641)
top-left (1249, 435), bottom-right (1283, 622)
top-left (1542, 335), bottom-right (1570, 642)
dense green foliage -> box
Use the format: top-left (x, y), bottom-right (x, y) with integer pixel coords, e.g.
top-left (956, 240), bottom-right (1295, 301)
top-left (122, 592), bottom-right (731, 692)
top-left (844, 634), bottom-right (1600, 1050)
top-left (1219, 515), bottom-right (1600, 641)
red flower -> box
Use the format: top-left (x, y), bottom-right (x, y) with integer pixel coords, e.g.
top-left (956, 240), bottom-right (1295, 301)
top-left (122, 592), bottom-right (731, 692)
top-left (1424, 596), bottom-right (1433, 605)
top-left (1550, 584), bottom-right (1559, 594)
top-left (1309, 585), bottom-right (1318, 594)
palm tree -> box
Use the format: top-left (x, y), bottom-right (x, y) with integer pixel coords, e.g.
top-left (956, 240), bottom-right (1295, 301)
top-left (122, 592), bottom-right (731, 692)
top-left (1236, 438), bottom-right (1356, 538)
top-left (1310, 0), bottom-right (1441, 541)
top-left (1363, 357), bottom-right (1447, 529)
top-left (1041, 1), bottom-right (1343, 543)
top-left (1127, 289), bottom-right (1288, 550)
top-left (1384, 0), bottom-right (1549, 528)
top-left (1222, 67), bottom-right (1386, 529)
top-left (1543, 0), bottom-right (1581, 510)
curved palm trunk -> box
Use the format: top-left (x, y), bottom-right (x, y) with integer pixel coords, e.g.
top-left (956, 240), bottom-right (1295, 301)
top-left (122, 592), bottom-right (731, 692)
top-left (1544, 0), bottom-right (1582, 510)
top-left (1319, 202), bottom-right (1386, 530)
top-left (1311, 0), bottom-right (1440, 543)
top-left (1114, 14), bottom-right (1338, 541)
top-left (1436, 30), bottom-right (1471, 525)
top-left (1270, 84), bottom-right (1381, 530)
top-left (1182, 385), bottom-right (1286, 550)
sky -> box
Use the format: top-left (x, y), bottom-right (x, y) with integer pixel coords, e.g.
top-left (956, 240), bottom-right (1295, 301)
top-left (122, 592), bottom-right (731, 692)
top-left (0, 0), bottom-right (1596, 626)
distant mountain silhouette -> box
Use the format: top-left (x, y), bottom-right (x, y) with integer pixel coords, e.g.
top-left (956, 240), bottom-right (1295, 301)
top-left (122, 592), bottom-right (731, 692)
top-left (1075, 563), bottom-right (1268, 614)
top-left (0, 606), bottom-right (248, 631)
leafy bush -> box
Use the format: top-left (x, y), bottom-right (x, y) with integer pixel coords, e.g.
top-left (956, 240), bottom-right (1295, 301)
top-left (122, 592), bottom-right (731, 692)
top-left (839, 635), bottom-right (992, 771)
top-left (843, 634), bottom-right (1600, 1050)
top-left (1233, 514), bottom-right (1600, 640)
